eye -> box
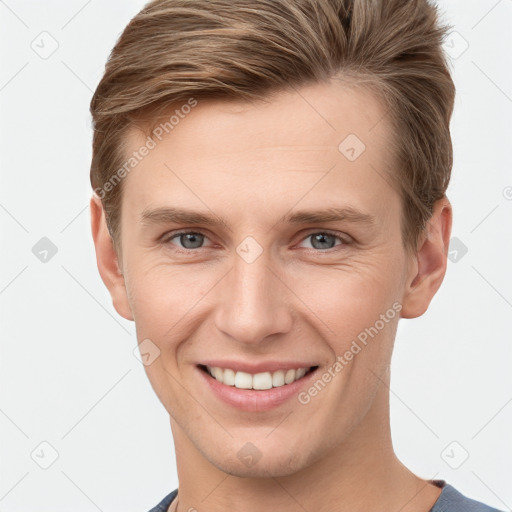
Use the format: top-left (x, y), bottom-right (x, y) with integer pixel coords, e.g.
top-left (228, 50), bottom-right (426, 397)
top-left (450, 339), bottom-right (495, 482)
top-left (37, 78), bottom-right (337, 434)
top-left (298, 231), bottom-right (350, 251)
top-left (160, 230), bottom-right (351, 253)
top-left (162, 231), bottom-right (212, 250)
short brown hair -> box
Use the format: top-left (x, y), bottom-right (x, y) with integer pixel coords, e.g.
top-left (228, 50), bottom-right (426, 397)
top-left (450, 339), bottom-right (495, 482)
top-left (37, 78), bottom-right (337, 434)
top-left (90, 0), bottom-right (455, 255)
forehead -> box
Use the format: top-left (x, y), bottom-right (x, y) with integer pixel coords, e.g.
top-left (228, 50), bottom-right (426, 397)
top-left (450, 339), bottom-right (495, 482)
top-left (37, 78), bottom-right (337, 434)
top-left (121, 80), bottom-right (398, 222)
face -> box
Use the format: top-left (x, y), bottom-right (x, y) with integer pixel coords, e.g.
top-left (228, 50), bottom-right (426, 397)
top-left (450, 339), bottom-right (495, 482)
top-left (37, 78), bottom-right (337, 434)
top-left (94, 80), bottom-right (438, 477)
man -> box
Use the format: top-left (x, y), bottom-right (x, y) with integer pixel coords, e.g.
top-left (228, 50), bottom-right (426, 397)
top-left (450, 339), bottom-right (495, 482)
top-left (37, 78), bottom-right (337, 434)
top-left (89, 1), bottom-right (502, 510)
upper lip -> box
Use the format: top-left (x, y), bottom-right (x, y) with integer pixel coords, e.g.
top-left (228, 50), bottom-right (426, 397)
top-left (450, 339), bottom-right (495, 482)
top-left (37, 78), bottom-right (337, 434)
top-left (198, 360), bottom-right (318, 374)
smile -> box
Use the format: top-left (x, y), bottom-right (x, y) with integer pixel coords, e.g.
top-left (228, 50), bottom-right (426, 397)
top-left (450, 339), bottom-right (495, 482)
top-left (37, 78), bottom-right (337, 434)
top-left (202, 365), bottom-right (317, 390)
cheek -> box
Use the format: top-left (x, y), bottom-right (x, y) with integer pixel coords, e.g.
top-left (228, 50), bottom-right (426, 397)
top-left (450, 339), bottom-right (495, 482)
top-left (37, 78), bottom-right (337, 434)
top-left (289, 260), bottom-right (403, 389)
top-left (293, 258), bottom-right (402, 331)
top-left (125, 260), bottom-right (221, 372)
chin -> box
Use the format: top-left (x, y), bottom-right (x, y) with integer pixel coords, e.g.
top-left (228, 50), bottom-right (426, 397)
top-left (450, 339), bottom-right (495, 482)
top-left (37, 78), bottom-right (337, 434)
top-left (200, 437), bottom-right (317, 479)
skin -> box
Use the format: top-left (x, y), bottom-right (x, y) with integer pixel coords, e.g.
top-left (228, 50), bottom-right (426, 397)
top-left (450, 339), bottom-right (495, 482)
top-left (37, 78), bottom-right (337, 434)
top-left (91, 79), bottom-right (452, 512)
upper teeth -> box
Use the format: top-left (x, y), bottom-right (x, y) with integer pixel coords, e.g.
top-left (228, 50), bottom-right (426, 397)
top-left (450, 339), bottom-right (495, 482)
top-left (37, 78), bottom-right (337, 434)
top-left (206, 366), bottom-right (309, 390)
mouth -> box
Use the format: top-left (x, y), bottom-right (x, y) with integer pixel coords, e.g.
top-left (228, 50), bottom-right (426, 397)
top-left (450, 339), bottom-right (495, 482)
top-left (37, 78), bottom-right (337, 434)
top-left (198, 364), bottom-right (319, 390)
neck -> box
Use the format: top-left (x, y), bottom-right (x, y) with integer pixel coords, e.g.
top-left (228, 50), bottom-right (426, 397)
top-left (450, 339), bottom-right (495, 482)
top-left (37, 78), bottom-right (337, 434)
top-left (169, 376), bottom-right (442, 512)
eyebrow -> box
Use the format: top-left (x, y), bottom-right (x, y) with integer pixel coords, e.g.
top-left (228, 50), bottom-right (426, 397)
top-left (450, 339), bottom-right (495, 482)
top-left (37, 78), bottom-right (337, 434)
top-left (140, 207), bottom-right (225, 227)
top-left (280, 206), bottom-right (376, 226)
top-left (139, 206), bottom-right (377, 228)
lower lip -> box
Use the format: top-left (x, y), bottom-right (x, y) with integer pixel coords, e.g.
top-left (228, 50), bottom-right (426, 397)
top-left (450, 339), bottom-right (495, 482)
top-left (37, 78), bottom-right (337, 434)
top-left (197, 366), bottom-right (318, 412)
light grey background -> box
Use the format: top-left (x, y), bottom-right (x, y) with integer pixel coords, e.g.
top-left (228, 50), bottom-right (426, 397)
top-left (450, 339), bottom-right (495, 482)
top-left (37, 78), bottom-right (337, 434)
top-left (1, 1), bottom-right (511, 511)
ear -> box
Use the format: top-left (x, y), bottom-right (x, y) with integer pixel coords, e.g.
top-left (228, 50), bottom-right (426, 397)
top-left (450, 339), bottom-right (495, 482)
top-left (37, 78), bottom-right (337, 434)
top-left (90, 194), bottom-right (134, 321)
top-left (400, 196), bottom-right (453, 319)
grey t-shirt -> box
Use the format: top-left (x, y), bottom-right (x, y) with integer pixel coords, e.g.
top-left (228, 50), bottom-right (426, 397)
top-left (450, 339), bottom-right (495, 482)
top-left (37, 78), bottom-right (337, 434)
top-left (147, 480), bottom-right (504, 512)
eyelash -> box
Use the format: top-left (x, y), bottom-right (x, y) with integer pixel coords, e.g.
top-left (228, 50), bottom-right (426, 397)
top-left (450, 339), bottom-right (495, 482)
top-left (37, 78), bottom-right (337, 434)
top-left (160, 229), bottom-right (352, 254)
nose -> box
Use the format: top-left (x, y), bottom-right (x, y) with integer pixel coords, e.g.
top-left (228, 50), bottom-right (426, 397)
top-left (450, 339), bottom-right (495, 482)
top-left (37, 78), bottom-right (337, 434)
top-left (213, 245), bottom-right (293, 346)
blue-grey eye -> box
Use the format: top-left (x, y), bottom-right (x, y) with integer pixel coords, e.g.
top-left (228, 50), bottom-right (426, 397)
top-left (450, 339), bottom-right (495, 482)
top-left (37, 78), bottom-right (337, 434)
top-left (300, 232), bottom-right (344, 250)
top-left (311, 233), bottom-right (337, 249)
top-left (175, 232), bottom-right (205, 249)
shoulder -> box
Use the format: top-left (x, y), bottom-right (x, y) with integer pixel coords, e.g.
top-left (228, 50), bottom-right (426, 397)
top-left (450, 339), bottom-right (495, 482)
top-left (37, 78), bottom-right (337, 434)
top-left (146, 488), bottom-right (178, 512)
top-left (145, 484), bottom-right (505, 512)
top-left (431, 484), bottom-right (505, 512)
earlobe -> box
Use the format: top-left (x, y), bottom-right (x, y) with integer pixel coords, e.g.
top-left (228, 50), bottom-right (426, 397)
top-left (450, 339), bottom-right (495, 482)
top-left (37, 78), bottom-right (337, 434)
top-left (90, 194), bottom-right (134, 321)
top-left (400, 197), bottom-right (453, 319)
